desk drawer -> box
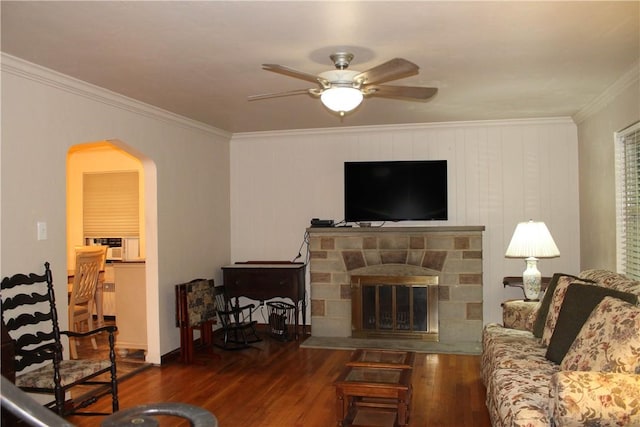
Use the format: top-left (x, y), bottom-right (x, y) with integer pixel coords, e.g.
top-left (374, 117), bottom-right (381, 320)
top-left (222, 265), bottom-right (305, 302)
top-left (224, 270), bottom-right (295, 299)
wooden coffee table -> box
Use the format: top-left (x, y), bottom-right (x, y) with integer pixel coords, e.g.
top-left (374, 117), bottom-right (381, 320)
top-left (334, 365), bottom-right (413, 427)
top-left (346, 349), bottom-right (416, 370)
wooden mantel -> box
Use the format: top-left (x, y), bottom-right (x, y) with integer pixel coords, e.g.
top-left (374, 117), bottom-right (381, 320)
top-left (306, 225), bottom-right (486, 234)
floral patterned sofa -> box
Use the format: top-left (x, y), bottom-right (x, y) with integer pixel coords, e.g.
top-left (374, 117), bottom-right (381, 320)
top-left (481, 270), bottom-right (640, 427)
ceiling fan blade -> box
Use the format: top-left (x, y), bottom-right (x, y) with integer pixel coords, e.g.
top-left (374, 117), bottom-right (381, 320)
top-left (354, 58), bottom-right (419, 85)
top-left (262, 64), bottom-right (327, 85)
top-left (365, 85), bottom-right (438, 101)
top-left (248, 89), bottom-right (312, 101)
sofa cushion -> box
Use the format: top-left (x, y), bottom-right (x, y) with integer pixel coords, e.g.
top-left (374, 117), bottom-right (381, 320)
top-left (541, 276), bottom-right (593, 346)
top-left (483, 323), bottom-right (534, 350)
top-left (561, 296), bottom-right (640, 373)
top-left (532, 273), bottom-right (586, 338)
top-left (483, 333), bottom-right (548, 374)
top-left (489, 366), bottom-right (558, 427)
top-left (545, 284), bottom-right (638, 364)
top-left (550, 371), bottom-right (640, 427)
top-left (481, 324), bottom-right (553, 399)
top-left (484, 343), bottom-right (551, 390)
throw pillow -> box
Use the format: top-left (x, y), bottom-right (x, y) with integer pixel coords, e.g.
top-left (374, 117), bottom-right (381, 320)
top-left (532, 273), bottom-right (585, 338)
top-left (561, 296), bottom-right (640, 373)
top-left (541, 276), bottom-right (593, 346)
top-left (545, 284), bottom-right (638, 363)
top-left (525, 301), bottom-right (541, 332)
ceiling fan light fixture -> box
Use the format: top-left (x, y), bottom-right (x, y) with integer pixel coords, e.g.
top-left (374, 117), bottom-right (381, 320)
top-left (320, 86), bottom-right (363, 115)
top-left (252, 53), bottom-right (437, 117)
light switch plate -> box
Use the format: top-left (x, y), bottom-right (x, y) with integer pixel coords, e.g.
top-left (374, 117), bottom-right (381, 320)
top-left (37, 221), bottom-right (47, 240)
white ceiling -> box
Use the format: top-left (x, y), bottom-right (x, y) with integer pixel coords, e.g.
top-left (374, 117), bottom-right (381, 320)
top-left (2, 1), bottom-right (638, 134)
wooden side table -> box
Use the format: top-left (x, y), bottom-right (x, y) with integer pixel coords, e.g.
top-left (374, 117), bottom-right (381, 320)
top-left (503, 276), bottom-right (552, 301)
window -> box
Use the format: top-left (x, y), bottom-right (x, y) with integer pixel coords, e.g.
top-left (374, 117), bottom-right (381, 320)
top-left (616, 121), bottom-right (640, 279)
top-left (83, 171), bottom-right (140, 237)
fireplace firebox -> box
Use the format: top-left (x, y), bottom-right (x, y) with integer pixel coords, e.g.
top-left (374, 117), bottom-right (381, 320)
top-left (351, 275), bottom-right (439, 341)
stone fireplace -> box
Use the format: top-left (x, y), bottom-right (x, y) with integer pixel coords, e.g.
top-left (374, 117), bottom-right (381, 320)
top-left (307, 226), bottom-right (484, 345)
top-left (351, 273), bottom-right (439, 340)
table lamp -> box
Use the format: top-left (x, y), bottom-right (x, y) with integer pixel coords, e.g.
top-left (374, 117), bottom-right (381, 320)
top-left (505, 220), bottom-right (560, 300)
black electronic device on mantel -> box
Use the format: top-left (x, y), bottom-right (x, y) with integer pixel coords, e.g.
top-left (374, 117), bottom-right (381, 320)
top-left (310, 218), bottom-right (334, 227)
top-left (344, 160), bottom-right (448, 222)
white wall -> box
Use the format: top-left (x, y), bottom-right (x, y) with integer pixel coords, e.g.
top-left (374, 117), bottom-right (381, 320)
top-left (1, 55), bottom-right (231, 363)
top-left (230, 119), bottom-right (581, 325)
top-left (575, 64), bottom-right (640, 271)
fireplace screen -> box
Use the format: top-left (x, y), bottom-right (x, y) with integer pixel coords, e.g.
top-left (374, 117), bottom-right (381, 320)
top-left (352, 275), bottom-right (438, 340)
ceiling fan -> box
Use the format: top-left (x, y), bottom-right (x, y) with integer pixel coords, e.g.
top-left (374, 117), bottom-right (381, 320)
top-left (248, 52), bottom-right (438, 116)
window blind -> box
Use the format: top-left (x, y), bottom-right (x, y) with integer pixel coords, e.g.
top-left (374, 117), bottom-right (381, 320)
top-left (616, 121), bottom-right (640, 280)
top-left (83, 171), bottom-right (140, 237)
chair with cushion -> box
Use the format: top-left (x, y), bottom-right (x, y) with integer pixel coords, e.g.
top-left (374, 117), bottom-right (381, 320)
top-left (175, 278), bottom-right (217, 363)
top-left (1, 262), bottom-right (119, 417)
top-left (214, 286), bottom-right (261, 350)
top-left (68, 248), bottom-right (104, 359)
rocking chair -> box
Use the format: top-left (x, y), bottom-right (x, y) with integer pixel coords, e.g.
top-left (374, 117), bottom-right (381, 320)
top-left (214, 286), bottom-right (261, 350)
top-left (0, 262), bottom-right (119, 417)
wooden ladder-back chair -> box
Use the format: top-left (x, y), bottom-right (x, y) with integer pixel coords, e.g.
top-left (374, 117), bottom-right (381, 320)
top-left (1, 262), bottom-right (119, 417)
top-left (69, 248), bottom-right (105, 359)
top-left (214, 286), bottom-right (261, 350)
top-left (74, 245), bottom-right (108, 328)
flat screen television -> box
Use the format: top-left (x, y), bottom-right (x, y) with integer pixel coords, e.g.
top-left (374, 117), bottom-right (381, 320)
top-left (344, 160), bottom-right (448, 222)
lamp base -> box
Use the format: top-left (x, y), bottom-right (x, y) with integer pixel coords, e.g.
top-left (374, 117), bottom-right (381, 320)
top-left (522, 257), bottom-right (542, 301)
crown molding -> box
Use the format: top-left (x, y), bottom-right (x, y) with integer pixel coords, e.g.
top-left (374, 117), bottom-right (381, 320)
top-left (0, 53), bottom-right (232, 139)
top-left (572, 60), bottom-right (640, 124)
top-left (232, 116), bottom-right (575, 141)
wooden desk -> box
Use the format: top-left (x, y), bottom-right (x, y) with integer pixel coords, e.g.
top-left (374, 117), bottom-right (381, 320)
top-left (222, 262), bottom-right (306, 339)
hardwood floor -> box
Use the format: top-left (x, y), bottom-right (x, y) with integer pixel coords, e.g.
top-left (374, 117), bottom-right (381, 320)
top-left (66, 330), bottom-right (491, 427)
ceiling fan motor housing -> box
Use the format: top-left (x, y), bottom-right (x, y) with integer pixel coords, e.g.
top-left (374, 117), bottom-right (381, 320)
top-left (330, 52), bottom-right (354, 69)
top-left (318, 70), bottom-right (362, 88)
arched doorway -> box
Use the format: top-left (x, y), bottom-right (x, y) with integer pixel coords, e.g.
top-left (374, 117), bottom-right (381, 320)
top-left (66, 139), bottom-right (160, 364)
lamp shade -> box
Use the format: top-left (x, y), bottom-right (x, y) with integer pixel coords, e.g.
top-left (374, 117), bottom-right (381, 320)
top-left (320, 87), bottom-right (363, 114)
top-left (505, 220), bottom-right (560, 259)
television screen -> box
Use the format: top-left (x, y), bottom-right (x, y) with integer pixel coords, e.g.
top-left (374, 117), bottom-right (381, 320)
top-left (344, 160), bottom-right (448, 222)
